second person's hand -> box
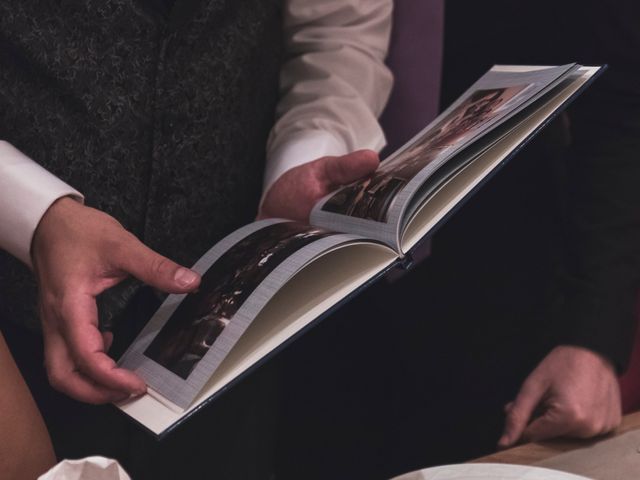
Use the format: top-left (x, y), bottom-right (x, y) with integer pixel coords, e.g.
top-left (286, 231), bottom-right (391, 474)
top-left (258, 149), bottom-right (379, 221)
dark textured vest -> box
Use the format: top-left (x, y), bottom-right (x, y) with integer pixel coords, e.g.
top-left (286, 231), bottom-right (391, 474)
top-left (0, 0), bottom-right (282, 328)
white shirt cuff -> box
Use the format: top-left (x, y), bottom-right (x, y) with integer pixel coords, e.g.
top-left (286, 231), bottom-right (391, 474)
top-left (0, 141), bottom-right (84, 268)
top-left (263, 130), bottom-right (348, 201)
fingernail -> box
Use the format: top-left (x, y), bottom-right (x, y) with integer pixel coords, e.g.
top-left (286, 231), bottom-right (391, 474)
top-left (174, 268), bottom-right (198, 287)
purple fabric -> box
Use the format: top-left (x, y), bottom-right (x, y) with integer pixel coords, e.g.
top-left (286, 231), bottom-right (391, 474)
top-left (380, 0), bottom-right (444, 156)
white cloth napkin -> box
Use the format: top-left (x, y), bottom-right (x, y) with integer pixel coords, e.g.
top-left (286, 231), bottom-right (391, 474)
top-left (38, 456), bottom-right (131, 480)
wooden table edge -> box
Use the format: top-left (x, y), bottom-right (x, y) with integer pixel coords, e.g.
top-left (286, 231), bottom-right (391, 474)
top-left (472, 411), bottom-right (640, 465)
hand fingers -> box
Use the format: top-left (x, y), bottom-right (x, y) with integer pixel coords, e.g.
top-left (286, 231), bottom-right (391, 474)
top-left (59, 293), bottom-right (146, 396)
top-left (498, 375), bottom-right (548, 448)
top-left (522, 411), bottom-right (574, 443)
top-left (526, 377), bottom-right (622, 442)
top-left (43, 322), bottom-right (131, 404)
top-left (115, 234), bottom-right (200, 294)
top-left (524, 407), bottom-right (610, 442)
top-left (319, 150), bottom-right (379, 189)
top-left (525, 408), bottom-right (619, 442)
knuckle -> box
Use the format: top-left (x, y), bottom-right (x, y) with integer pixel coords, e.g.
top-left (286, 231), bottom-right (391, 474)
top-left (75, 355), bottom-right (93, 374)
top-left (564, 404), bottom-right (588, 426)
top-left (566, 411), bottom-right (601, 437)
top-left (46, 368), bottom-right (66, 391)
top-left (150, 256), bottom-right (171, 277)
top-left (310, 181), bottom-right (326, 200)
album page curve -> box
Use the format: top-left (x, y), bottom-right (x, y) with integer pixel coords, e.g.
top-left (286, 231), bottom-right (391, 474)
top-left (400, 66), bottom-right (600, 254)
top-left (310, 64), bottom-right (579, 252)
top-left (118, 236), bottom-right (397, 435)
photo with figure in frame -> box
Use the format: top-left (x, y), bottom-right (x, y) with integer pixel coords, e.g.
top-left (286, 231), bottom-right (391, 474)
top-left (322, 85), bottom-right (531, 222)
top-left (144, 222), bottom-right (333, 379)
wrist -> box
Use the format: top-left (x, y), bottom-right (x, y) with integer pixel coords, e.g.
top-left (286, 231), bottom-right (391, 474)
top-left (31, 196), bottom-right (84, 267)
top-left (555, 344), bottom-right (616, 373)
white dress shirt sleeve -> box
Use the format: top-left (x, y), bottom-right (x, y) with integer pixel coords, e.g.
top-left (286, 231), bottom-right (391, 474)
top-left (0, 141), bottom-right (84, 268)
top-left (263, 0), bottom-right (394, 195)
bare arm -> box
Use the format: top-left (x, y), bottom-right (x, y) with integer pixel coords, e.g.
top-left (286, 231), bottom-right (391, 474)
top-left (0, 333), bottom-right (56, 480)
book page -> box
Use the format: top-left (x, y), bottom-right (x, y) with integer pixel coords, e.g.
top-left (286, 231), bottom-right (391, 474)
top-left (400, 67), bottom-right (599, 253)
top-left (392, 463), bottom-right (592, 480)
top-left (310, 64), bottom-right (579, 251)
top-left (117, 238), bottom-right (397, 435)
top-left (118, 219), bottom-right (386, 409)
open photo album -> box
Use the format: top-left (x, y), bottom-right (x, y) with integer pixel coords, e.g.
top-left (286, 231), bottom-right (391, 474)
top-left (117, 63), bottom-right (603, 437)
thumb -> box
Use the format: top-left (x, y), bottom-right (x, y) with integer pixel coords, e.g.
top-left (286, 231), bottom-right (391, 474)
top-left (521, 410), bottom-right (572, 443)
top-left (319, 150), bottom-right (379, 188)
top-left (498, 376), bottom-right (547, 448)
top-left (117, 235), bottom-right (201, 294)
